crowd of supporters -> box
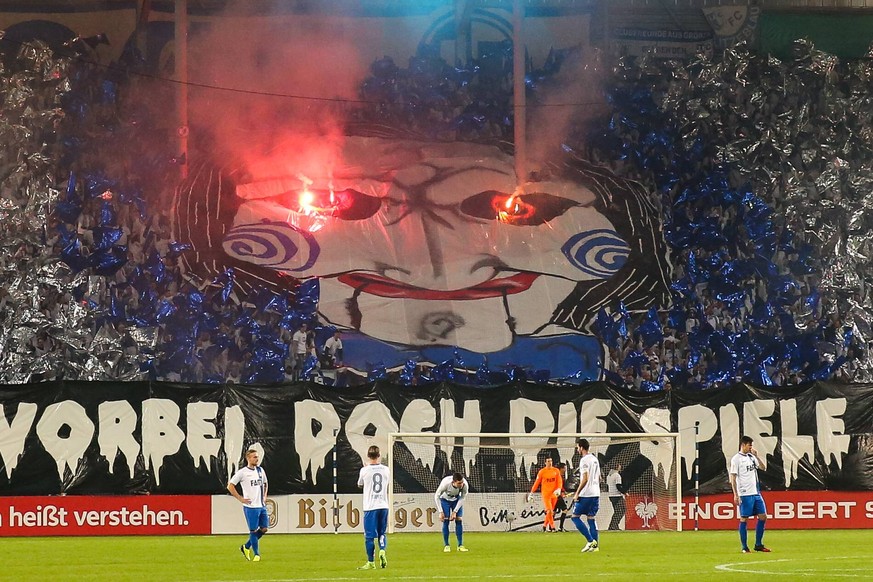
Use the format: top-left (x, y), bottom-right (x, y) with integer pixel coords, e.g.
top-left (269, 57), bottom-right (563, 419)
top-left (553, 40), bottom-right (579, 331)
top-left (5, 37), bottom-right (864, 388)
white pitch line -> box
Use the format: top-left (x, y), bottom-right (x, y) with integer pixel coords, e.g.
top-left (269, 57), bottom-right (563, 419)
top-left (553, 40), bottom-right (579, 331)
top-left (715, 556), bottom-right (873, 578)
top-left (213, 573), bottom-right (625, 582)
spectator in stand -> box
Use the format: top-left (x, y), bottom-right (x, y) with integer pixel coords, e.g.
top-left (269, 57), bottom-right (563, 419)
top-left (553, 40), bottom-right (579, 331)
top-left (323, 330), bottom-right (343, 369)
top-left (291, 323), bottom-right (308, 380)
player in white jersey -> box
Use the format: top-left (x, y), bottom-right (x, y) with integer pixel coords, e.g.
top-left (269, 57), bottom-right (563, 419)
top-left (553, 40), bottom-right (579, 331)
top-left (434, 472), bottom-right (470, 552)
top-left (571, 438), bottom-right (601, 553)
top-left (729, 435), bottom-right (770, 553)
top-left (227, 448), bottom-right (269, 561)
top-left (357, 445), bottom-right (391, 570)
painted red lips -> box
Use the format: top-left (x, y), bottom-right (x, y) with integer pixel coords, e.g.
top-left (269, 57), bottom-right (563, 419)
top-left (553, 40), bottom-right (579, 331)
top-left (336, 271), bottom-right (539, 300)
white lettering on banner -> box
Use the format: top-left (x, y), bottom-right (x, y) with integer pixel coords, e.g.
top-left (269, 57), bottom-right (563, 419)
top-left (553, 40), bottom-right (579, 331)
top-left (72, 506), bottom-right (184, 527)
top-left (773, 501), bottom-right (855, 520)
top-left (187, 402), bottom-right (221, 471)
top-left (8, 505), bottom-right (70, 527)
top-left (2, 399), bottom-right (244, 486)
top-left (780, 399), bottom-right (814, 486)
top-left (223, 405), bottom-right (245, 479)
top-left (719, 403), bottom-right (740, 472)
top-left (440, 398), bottom-right (482, 475)
top-left (817, 399), bottom-right (851, 470)
top-left (346, 400), bottom-right (398, 465)
top-left (678, 404), bottom-right (718, 479)
top-left (399, 399), bottom-right (438, 473)
top-left (293, 400), bottom-right (340, 482)
top-left (36, 400), bottom-right (94, 482)
top-left (0, 402), bottom-right (38, 479)
top-left (4, 504), bottom-right (186, 528)
top-left (142, 399), bottom-right (186, 486)
top-left (867, 501), bottom-right (873, 518)
top-left (400, 398), bottom-right (437, 470)
top-left (508, 399), bottom-right (552, 474)
top-left (0, 393), bottom-right (856, 488)
top-left (98, 400), bottom-right (140, 478)
top-left (674, 498), bottom-right (867, 524)
top-left (677, 398), bottom-right (850, 487)
top-left (440, 399), bottom-right (482, 441)
top-left (671, 501), bottom-right (738, 520)
top-left (744, 399), bottom-right (777, 467)
top-left (556, 402), bottom-right (578, 461)
top-left (399, 399), bottom-right (436, 434)
top-left (580, 398), bottom-right (611, 434)
top-left (639, 408), bottom-right (676, 483)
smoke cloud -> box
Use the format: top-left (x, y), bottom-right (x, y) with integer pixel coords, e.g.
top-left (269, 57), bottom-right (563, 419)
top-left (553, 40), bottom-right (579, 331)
top-left (186, 0), bottom-right (369, 179)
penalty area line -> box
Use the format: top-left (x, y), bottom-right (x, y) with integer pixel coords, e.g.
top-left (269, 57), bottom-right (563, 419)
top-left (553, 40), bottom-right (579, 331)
top-left (715, 556), bottom-right (873, 578)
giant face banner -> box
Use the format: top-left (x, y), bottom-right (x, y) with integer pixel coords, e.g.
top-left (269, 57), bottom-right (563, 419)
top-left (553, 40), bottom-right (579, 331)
top-left (0, 381), bottom-right (871, 496)
top-left (173, 137), bottom-right (672, 378)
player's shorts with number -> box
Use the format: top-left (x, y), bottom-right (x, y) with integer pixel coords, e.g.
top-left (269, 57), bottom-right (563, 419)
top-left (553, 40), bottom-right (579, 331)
top-left (574, 496), bottom-right (599, 517)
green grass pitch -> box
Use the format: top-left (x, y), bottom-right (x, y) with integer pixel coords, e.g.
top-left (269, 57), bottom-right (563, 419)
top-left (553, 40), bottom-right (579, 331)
top-left (4, 530), bottom-right (870, 581)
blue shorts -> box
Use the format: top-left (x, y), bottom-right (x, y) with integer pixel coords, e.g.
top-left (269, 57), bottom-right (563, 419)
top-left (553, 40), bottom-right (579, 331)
top-left (439, 498), bottom-right (464, 518)
top-left (573, 496), bottom-right (600, 517)
top-left (243, 505), bottom-right (269, 531)
top-left (363, 508), bottom-right (389, 539)
top-left (739, 494), bottom-right (767, 518)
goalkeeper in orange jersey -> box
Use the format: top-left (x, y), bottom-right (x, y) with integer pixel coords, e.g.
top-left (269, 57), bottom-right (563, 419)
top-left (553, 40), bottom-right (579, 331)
top-left (527, 457), bottom-right (564, 532)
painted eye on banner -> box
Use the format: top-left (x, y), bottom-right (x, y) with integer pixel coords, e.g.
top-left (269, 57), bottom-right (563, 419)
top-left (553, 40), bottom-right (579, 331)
top-left (222, 221), bottom-right (320, 272)
top-left (561, 229), bottom-right (630, 278)
top-left (296, 188), bottom-right (381, 221)
top-left (459, 191), bottom-right (579, 225)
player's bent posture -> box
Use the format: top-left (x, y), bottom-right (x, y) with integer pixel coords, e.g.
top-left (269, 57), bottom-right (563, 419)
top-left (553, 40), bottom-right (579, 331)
top-left (357, 445), bottom-right (391, 570)
top-left (571, 438), bottom-right (601, 553)
top-left (435, 472), bottom-right (470, 552)
top-left (227, 448), bottom-right (268, 562)
top-left (528, 457), bottom-right (564, 532)
top-left (730, 435), bottom-right (771, 553)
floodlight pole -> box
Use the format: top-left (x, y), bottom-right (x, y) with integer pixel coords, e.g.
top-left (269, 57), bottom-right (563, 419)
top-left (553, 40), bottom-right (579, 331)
top-left (512, 0), bottom-right (526, 186)
top-left (175, 0), bottom-right (189, 179)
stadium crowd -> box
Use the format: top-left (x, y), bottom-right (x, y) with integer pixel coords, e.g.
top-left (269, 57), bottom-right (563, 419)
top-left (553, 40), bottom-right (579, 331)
top-left (4, 36), bottom-right (869, 389)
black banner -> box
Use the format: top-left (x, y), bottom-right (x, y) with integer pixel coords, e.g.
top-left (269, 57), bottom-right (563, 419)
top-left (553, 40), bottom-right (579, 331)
top-left (0, 380), bottom-right (871, 495)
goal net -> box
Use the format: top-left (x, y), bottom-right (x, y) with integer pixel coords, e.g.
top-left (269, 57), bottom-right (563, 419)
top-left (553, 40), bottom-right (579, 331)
top-left (387, 432), bottom-right (681, 533)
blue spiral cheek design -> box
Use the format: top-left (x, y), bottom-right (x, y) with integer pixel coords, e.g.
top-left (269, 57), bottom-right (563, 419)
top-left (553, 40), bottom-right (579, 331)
top-left (222, 221), bottom-right (320, 272)
top-left (561, 229), bottom-right (630, 278)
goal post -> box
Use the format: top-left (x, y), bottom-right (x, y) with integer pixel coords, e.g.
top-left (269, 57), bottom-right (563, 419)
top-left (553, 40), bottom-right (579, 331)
top-left (387, 432), bottom-right (682, 534)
